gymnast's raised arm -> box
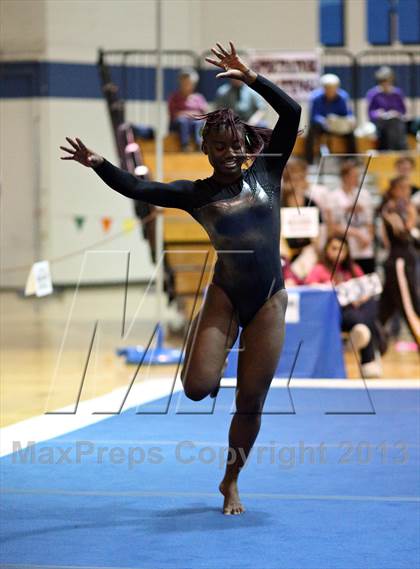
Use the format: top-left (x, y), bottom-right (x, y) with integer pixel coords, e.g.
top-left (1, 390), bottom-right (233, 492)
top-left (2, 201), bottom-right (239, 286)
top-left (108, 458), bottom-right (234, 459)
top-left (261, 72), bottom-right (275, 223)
top-left (59, 137), bottom-right (195, 211)
top-left (248, 74), bottom-right (302, 170)
top-left (205, 42), bottom-right (302, 175)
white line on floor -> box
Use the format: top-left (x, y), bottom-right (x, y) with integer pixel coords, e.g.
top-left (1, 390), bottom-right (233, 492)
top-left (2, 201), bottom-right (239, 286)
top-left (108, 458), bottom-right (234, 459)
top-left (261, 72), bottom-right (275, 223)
top-left (1, 378), bottom-right (418, 458)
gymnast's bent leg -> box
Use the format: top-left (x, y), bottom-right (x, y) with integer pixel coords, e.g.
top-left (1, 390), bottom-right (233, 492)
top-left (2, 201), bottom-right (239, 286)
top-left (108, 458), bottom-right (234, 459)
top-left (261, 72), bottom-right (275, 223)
top-left (219, 288), bottom-right (288, 515)
top-left (180, 282), bottom-right (240, 401)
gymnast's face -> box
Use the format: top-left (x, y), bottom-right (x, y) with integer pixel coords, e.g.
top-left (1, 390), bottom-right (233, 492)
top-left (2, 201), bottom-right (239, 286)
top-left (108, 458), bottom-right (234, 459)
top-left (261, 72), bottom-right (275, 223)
top-left (202, 127), bottom-right (246, 179)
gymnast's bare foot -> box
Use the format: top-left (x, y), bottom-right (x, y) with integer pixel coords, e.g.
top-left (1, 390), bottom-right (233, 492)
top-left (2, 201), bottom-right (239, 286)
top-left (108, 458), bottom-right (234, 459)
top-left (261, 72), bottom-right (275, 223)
top-left (219, 478), bottom-right (245, 515)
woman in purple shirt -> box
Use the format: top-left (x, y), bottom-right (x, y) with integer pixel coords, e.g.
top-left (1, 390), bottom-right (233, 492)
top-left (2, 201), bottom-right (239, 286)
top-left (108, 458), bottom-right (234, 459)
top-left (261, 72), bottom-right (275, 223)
top-left (366, 66), bottom-right (407, 150)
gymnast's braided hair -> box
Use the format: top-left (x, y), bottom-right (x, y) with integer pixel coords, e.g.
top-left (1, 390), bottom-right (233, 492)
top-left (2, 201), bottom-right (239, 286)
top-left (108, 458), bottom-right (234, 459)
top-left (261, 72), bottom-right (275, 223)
top-left (193, 107), bottom-right (273, 158)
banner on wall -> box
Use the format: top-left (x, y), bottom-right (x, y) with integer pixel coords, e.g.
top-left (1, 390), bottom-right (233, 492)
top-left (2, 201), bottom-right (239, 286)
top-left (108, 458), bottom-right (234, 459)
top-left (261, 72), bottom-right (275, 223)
top-left (248, 51), bottom-right (321, 102)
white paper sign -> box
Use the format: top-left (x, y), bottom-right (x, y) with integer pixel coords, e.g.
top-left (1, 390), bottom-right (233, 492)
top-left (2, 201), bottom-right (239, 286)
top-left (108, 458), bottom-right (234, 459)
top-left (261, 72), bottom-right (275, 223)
top-left (281, 207), bottom-right (320, 239)
top-left (285, 292), bottom-right (300, 323)
top-left (335, 273), bottom-right (382, 307)
top-left (25, 261), bottom-right (53, 297)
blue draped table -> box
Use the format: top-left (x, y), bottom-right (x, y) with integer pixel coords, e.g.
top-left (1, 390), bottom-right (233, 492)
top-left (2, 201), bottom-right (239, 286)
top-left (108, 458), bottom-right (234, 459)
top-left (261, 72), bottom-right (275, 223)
top-left (224, 286), bottom-right (346, 379)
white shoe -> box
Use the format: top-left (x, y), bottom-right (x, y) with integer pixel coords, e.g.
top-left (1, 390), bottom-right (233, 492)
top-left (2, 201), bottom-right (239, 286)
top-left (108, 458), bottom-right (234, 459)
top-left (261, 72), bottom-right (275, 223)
top-left (349, 324), bottom-right (371, 350)
top-left (361, 361), bottom-right (382, 378)
top-left (165, 303), bottom-right (187, 334)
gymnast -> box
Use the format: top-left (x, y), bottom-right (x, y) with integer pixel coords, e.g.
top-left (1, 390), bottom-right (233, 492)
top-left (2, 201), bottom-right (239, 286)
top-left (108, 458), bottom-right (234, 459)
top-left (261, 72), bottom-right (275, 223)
top-left (60, 41), bottom-right (301, 515)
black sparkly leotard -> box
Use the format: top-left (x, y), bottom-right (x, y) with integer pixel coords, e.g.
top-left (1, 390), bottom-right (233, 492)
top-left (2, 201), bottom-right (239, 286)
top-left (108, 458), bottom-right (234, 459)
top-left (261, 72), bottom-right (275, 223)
top-left (93, 73), bottom-right (301, 327)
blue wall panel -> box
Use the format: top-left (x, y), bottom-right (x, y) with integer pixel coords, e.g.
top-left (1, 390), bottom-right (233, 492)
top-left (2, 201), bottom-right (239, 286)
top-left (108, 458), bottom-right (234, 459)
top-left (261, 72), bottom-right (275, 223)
top-left (367, 0), bottom-right (392, 45)
top-left (398, 0), bottom-right (420, 44)
top-left (320, 0), bottom-right (345, 46)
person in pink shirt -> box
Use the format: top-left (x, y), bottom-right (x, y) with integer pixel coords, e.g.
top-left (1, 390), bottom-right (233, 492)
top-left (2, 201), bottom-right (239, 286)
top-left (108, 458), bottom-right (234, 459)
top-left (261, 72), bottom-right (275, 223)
top-left (305, 235), bottom-right (385, 377)
top-left (305, 234), bottom-right (364, 285)
top-left (168, 67), bottom-right (209, 151)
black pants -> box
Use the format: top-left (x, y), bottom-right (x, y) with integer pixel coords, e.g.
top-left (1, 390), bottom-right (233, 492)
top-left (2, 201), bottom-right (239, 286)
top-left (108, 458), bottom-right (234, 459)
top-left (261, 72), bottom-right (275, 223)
top-left (379, 252), bottom-right (419, 345)
top-left (304, 122), bottom-right (357, 164)
top-left (341, 299), bottom-right (379, 364)
top-left (354, 257), bottom-right (376, 275)
top-left (374, 118), bottom-right (407, 151)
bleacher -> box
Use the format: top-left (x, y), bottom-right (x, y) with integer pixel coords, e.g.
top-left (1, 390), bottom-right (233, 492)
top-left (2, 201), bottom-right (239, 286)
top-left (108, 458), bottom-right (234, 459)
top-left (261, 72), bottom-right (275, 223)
top-left (138, 133), bottom-right (211, 317)
top-left (138, 131), bottom-right (419, 318)
top-left (96, 44), bottom-right (419, 318)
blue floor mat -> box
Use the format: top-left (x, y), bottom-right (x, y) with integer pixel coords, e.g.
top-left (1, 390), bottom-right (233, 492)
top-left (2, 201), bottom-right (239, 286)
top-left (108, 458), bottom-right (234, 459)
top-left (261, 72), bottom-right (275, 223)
top-left (1, 387), bottom-right (419, 569)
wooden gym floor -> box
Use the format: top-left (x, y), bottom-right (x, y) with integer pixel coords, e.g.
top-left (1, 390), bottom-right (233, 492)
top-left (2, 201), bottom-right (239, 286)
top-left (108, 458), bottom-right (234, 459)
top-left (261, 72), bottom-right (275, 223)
top-left (1, 287), bottom-right (418, 428)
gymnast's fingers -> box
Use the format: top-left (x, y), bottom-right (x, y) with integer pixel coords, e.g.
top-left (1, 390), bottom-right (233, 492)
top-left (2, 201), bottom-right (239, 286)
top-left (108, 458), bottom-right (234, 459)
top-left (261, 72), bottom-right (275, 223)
top-left (75, 137), bottom-right (87, 150)
top-left (60, 145), bottom-right (75, 154)
top-left (211, 47), bottom-right (225, 60)
top-left (65, 136), bottom-right (79, 150)
top-left (229, 41), bottom-right (236, 55)
top-left (205, 57), bottom-right (225, 69)
top-left (216, 42), bottom-right (229, 56)
top-left (60, 156), bottom-right (74, 160)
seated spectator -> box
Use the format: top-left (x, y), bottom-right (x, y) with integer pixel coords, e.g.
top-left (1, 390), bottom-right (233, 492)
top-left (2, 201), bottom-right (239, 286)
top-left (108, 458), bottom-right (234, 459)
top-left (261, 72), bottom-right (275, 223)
top-left (282, 256), bottom-right (310, 286)
top-left (281, 158), bottom-right (326, 283)
top-left (132, 124), bottom-right (154, 140)
top-left (168, 68), bottom-right (208, 151)
top-left (284, 156), bottom-right (329, 216)
top-left (411, 182), bottom-right (420, 218)
top-left (326, 160), bottom-right (375, 274)
top-left (394, 155), bottom-right (419, 196)
top-left (366, 66), bottom-right (407, 151)
top-left (214, 77), bottom-right (267, 126)
top-left (407, 116), bottom-right (420, 139)
top-left (305, 235), bottom-right (383, 377)
top-left (378, 176), bottom-right (419, 347)
top-left (305, 74), bottom-right (356, 164)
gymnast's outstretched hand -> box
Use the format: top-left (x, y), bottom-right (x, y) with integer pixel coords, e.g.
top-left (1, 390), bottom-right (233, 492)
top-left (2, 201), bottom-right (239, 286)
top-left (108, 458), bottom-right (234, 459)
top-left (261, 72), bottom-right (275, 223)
top-left (59, 137), bottom-right (104, 168)
top-left (205, 41), bottom-right (257, 85)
